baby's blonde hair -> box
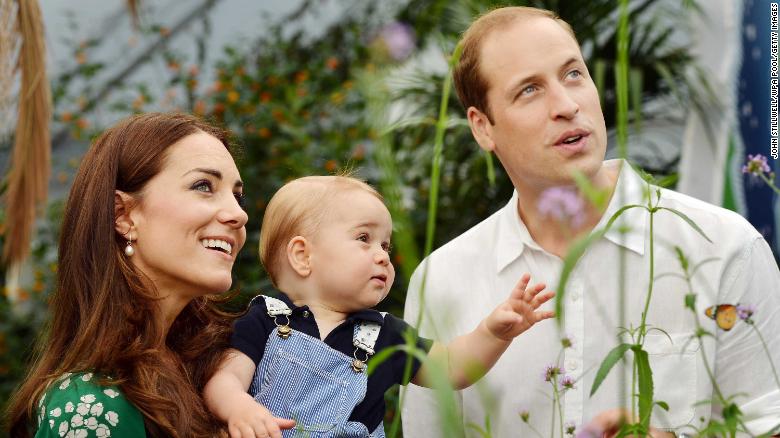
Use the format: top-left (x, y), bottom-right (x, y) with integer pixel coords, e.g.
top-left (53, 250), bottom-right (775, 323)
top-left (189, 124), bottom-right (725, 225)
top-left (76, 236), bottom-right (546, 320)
top-left (259, 175), bottom-right (384, 287)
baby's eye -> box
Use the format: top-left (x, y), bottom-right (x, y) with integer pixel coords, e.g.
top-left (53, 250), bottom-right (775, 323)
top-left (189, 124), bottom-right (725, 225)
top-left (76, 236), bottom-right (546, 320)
top-left (357, 233), bottom-right (369, 243)
top-left (381, 241), bottom-right (392, 253)
top-left (192, 180), bottom-right (213, 193)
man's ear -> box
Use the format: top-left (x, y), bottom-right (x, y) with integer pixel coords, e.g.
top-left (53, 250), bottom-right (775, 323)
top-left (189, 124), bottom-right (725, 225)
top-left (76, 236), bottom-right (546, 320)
top-left (467, 106), bottom-right (496, 153)
top-left (286, 236), bottom-right (311, 277)
top-left (114, 190), bottom-right (135, 238)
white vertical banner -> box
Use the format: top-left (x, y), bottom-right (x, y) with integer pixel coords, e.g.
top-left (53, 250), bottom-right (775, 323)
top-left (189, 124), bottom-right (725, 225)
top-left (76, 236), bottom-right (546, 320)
top-left (678, 0), bottom-right (743, 208)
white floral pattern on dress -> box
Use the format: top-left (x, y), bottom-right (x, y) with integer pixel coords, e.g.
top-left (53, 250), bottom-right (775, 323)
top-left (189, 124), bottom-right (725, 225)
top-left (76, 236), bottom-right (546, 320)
top-left (104, 412), bottom-right (118, 427)
top-left (38, 373), bottom-right (131, 438)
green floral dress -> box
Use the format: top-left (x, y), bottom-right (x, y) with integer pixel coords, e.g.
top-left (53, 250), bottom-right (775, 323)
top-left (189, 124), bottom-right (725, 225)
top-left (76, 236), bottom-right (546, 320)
top-left (35, 372), bottom-right (146, 437)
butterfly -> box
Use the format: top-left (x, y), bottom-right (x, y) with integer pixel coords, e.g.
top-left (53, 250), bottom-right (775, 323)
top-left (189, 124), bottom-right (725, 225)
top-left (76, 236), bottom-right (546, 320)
top-left (704, 304), bottom-right (738, 331)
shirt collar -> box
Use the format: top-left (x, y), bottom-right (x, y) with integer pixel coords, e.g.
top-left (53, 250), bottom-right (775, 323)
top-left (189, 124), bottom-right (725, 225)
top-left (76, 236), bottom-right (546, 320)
top-left (273, 292), bottom-right (385, 325)
top-left (495, 159), bottom-right (647, 273)
top-left (598, 159), bottom-right (648, 256)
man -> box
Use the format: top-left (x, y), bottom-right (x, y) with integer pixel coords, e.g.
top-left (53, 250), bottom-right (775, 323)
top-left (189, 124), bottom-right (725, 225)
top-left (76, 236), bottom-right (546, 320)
top-left (402, 6), bottom-right (780, 437)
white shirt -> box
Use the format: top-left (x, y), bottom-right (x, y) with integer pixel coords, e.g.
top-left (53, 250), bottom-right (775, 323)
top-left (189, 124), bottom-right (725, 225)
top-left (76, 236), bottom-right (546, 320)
top-left (402, 160), bottom-right (780, 437)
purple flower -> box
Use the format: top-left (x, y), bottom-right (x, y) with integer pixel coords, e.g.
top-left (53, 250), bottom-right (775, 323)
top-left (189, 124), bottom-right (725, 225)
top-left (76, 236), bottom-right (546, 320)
top-left (565, 421), bottom-right (577, 435)
top-left (538, 187), bottom-right (586, 227)
top-left (742, 154), bottom-right (772, 176)
top-left (737, 303), bottom-right (755, 321)
top-left (559, 374), bottom-right (576, 391)
top-left (542, 364), bottom-right (564, 382)
top-left (379, 22), bottom-right (416, 61)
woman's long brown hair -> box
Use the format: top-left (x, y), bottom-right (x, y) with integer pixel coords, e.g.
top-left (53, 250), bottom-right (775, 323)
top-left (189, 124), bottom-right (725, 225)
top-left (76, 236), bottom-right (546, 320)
top-left (6, 113), bottom-right (239, 437)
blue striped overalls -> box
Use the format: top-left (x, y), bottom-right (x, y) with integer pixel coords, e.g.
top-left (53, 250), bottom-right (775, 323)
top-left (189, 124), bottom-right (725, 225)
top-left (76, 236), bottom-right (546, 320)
top-left (249, 295), bottom-right (386, 438)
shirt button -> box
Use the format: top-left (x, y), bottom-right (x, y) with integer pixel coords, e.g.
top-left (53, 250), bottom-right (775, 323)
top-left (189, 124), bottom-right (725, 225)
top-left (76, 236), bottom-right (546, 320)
top-left (570, 291), bottom-right (580, 301)
top-left (302, 310), bottom-right (310, 318)
top-left (565, 360), bottom-right (579, 371)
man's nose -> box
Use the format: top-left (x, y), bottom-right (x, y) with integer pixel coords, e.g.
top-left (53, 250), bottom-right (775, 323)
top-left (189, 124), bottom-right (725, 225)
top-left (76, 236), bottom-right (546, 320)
top-left (548, 83), bottom-right (579, 120)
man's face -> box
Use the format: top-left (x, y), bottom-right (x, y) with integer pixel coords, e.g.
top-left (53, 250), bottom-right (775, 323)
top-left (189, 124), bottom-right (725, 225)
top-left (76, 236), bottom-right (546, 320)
top-left (470, 17), bottom-right (608, 191)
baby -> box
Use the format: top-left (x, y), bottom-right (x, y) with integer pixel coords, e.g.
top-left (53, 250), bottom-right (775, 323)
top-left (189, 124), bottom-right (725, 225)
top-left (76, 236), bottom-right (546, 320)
top-left (204, 175), bottom-right (555, 438)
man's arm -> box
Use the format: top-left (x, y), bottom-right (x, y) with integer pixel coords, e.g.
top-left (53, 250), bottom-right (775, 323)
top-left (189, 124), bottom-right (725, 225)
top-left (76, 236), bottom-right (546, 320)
top-left (715, 236), bottom-right (780, 435)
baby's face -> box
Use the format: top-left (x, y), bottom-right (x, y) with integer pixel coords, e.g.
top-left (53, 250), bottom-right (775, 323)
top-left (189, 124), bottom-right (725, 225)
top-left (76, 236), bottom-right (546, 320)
top-left (307, 189), bottom-right (395, 312)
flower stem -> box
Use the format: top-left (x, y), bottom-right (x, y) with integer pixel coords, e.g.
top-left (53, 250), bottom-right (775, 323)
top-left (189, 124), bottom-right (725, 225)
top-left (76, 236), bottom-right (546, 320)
top-left (759, 172), bottom-right (780, 196)
top-left (749, 322), bottom-right (780, 391)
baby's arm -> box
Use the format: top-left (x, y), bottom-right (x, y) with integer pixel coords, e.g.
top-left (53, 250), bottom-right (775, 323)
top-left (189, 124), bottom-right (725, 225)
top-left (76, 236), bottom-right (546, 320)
top-left (204, 349), bottom-right (296, 438)
top-left (412, 274), bottom-right (554, 389)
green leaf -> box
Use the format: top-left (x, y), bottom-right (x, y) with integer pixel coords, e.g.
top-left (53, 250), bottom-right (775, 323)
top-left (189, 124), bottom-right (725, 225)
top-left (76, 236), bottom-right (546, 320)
top-left (367, 344), bottom-right (428, 377)
top-left (674, 246), bottom-right (688, 272)
top-left (657, 207), bottom-right (713, 243)
top-left (590, 343), bottom-right (632, 397)
top-left (684, 293), bottom-right (696, 311)
top-left (632, 346), bottom-right (654, 428)
top-left (654, 400), bottom-right (669, 411)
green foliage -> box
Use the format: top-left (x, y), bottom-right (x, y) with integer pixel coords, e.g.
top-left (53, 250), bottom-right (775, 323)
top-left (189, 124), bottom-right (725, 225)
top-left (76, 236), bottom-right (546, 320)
top-left (590, 343), bottom-right (632, 397)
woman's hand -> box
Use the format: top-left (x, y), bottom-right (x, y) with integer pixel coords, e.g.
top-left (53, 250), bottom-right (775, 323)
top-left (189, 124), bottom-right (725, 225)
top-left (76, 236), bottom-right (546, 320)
top-left (226, 396), bottom-right (296, 438)
top-left (484, 273), bottom-right (555, 341)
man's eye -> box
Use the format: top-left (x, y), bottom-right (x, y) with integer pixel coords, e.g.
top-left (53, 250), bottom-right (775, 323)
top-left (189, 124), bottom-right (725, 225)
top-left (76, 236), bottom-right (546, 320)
top-left (192, 180), bottom-right (213, 192)
top-left (520, 85), bottom-right (537, 96)
top-left (567, 69), bottom-right (582, 79)
top-left (357, 233), bottom-right (369, 242)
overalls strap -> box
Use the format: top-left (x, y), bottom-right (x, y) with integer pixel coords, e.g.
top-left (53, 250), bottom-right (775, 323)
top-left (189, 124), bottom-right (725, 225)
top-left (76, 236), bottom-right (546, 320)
top-left (352, 312), bottom-right (386, 355)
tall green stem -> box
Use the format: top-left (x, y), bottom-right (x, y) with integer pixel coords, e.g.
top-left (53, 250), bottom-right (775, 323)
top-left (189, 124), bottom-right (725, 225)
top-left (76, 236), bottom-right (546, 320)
top-left (758, 173), bottom-right (780, 196)
top-left (749, 323), bottom-right (780, 391)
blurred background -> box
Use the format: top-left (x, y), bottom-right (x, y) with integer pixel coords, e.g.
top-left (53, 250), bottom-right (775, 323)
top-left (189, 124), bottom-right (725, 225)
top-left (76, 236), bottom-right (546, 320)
top-left (0, 0), bottom-right (777, 426)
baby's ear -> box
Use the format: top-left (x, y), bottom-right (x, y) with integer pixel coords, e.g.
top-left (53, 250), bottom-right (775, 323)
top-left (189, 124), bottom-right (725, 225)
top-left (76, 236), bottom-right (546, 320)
top-left (286, 236), bottom-right (311, 277)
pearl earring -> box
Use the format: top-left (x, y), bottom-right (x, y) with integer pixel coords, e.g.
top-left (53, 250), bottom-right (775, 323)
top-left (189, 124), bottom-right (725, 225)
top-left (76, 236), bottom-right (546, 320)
top-left (124, 240), bottom-right (135, 257)
top-left (123, 228), bottom-right (135, 257)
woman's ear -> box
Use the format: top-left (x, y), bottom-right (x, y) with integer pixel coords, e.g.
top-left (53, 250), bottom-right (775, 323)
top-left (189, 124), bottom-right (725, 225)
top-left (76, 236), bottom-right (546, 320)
top-left (114, 190), bottom-right (135, 238)
top-left (286, 236), bottom-right (311, 277)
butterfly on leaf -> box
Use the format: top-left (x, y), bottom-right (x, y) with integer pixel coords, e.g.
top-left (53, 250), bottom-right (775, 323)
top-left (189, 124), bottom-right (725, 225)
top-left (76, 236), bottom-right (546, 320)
top-left (704, 304), bottom-right (738, 331)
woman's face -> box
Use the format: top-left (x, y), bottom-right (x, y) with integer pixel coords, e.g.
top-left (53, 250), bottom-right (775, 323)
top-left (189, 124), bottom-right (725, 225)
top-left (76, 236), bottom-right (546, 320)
top-left (127, 131), bottom-right (248, 298)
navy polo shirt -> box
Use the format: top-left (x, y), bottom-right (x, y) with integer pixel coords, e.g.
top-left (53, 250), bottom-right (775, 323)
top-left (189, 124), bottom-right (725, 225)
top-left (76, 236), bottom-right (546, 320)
top-left (231, 292), bottom-right (434, 432)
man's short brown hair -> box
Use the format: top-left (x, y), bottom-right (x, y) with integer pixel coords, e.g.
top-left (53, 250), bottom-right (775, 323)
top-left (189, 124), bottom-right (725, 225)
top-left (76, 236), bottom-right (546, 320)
top-left (453, 6), bottom-right (577, 124)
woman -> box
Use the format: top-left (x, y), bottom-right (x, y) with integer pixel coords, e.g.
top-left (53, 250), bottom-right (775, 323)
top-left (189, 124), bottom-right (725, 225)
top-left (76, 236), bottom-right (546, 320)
top-left (6, 113), bottom-right (249, 437)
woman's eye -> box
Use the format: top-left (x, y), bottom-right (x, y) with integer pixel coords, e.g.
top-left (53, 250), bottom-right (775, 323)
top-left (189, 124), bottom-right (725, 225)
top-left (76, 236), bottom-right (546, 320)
top-left (357, 233), bottom-right (369, 243)
top-left (192, 180), bottom-right (213, 192)
top-left (234, 192), bottom-right (247, 209)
